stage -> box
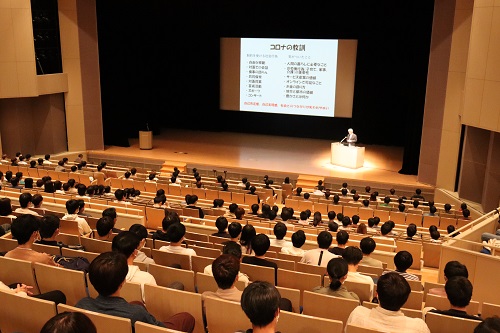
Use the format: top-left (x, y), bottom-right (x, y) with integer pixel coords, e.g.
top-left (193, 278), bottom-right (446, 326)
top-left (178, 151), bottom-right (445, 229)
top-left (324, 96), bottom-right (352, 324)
top-left (90, 129), bottom-right (431, 190)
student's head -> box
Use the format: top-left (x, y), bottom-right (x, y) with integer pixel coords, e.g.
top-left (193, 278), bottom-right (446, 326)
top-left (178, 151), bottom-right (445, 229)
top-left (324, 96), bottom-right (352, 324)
top-left (39, 214), bottom-right (60, 239)
top-left (407, 223), bottom-right (417, 238)
top-left (167, 222), bottom-right (186, 243)
top-left (251, 234), bottom-right (270, 256)
top-left (299, 211), bottom-right (308, 221)
top-left (112, 231), bottom-right (141, 258)
top-left (296, 187), bottom-right (302, 195)
top-left (102, 207), bottom-right (117, 221)
top-left (19, 192), bottom-right (33, 208)
top-left (474, 316), bottom-right (500, 333)
top-left (273, 222), bottom-right (287, 240)
top-left (429, 205), bottom-right (437, 214)
top-left (241, 281), bottom-right (281, 328)
top-left (377, 272), bottom-right (411, 311)
top-left (23, 177), bottom-right (33, 188)
top-left (380, 222), bottom-right (393, 236)
top-left (430, 230), bottom-right (440, 241)
top-left (228, 221), bottom-right (242, 239)
top-left (342, 246), bottom-right (363, 265)
top-left (317, 231), bottom-right (333, 249)
top-left (463, 208), bottom-right (471, 218)
top-left (240, 224), bottom-right (257, 247)
top-left (0, 197), bottom-right (13, 216)
top-left (251, 204), bottom-right (259, 214)
top-left (88, 251), bottom-right (128, 297)
top-left (333, 194), bottom-right (340, 204)
top-left (360, 237), bottom-right (376, 255)
top-left (303, 192), bottom-right (310, 200)
top-left (342, 216), bottom-right (351, 227)
top-left (336, 230), bottom-right (349, 246)
top-left (352, 194), bottom-right (360, 202)
top-left (10, 214), bottom-right (40, 245)
top-left (162, 211), bottom-right (180, 231)
top-left (235, 207), bottom-right (246, 220)
top-left (40, 311), bottom-right (97, 333)
top-left (429, 224), bottom-right (438, 233)
top-left (362, 199), bottom-right (370, 207)
top-left (398, 203), bottom-right (406, 212)
top-left (327, 210), bottom-right (336, 220)
top-left (215, 216), bottom-right (229, 233)
top-left (65, 199), bottom-right (79, 214)
top-left (96, 216), bottom-right (114, 237)
top-left (443, 261), bottom-right (469, 280)
top-left (445, 276), bottom-right (473, 308)
top-left (447, 224), bottom-right (456, 235)
top-left (394, 250), bottom-right (413, 272)
top-left (328, 222), bottom-right (339, 232)
top-left (326, 258), bottom-right (349, 291)
top-left (222, 240), bottom-right (243, 259)
top-left (312, 211), bottom-right (322, 226)
top-left (291, 230), bottom-right (306, 249)
top-left (444, 203), bottom-right (452, 212)
top-left (129, 223), bottom-right (149, 244)
top-left (228, 203), bottom-right (239, 213)
top-left (341, 188), bottom-right (348, 196)
top-left (212, 254), bottom-right (240, 289)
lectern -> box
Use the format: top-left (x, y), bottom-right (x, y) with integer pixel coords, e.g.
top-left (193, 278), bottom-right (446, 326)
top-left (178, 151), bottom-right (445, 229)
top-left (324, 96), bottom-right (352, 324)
top-left (139, 131), bottom-right (153, 150)
top-left (331, 142), bottom-right (365, 169)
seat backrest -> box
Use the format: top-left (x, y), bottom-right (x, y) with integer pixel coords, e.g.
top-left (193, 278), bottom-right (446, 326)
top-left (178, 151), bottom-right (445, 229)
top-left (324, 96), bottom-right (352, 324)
top-left (357, 264), bottom-right (383, 277)
top-left (0, 236), bottom-right (20, 253)
top-left (0, 289), bottom-right (57, 333)
top-left (57, 303), bottom-right (133, 333)
top-left (277, 252), bottom-right (302, 263)
top-left (148, 264), bottom-right (195, 292)
top-left (191, 255), bottom-right (214, 273)
top-left (61, 247), bottom-right (99, 262)
top-left (481, 302), bottom-right (500, 319)
top-left (390, 211), bottom-right (406, 224)
top-left (423, 281), bottom-right (444, 301)
top-left (302, 290), bottom-right (360, 329)
top-left (240, 263), bottom-right (275, 285)
top-left (343, 206), bottom-right (359, 217)
top-left (345, 323), bottom-right (385, 333)
top-left (403, 290), bottom-right (423, 310)
top-left (151, 249), bottom-right (191, 270)
top-left (0, 256), bottom-right (40, 294)
top-left (80, 237), bottom-right (112, 253)
top-left (406, 279), bottom-right (424, 291)
top-left (395, 240), bottom-right (422, 269)
top-left (59, 219), bottom-right (81, 235)
top-left (277, 310), bottom-right (343, 333)
top-left (425, 311), bottom-right (480, 333)
top-left (422, 241), bottom-right (441, 268)
top-left (204, 296), bottom-right (251, 333)
top-left (275, 285), bottom-right (301, 313)
top-left (144, 284), bottom-right (205, 333)
top-left (34, 262), bottom-right (88, 306)
top-left (182, 207), bottom-right (200, 218)
top-left (343, 280), bottom-right (373, 303)
top-left (425, 293), bottom-right (479, 315)
top-left (32, 242), bottom-right (62, 256)
top-left (135, 321), bottom-right (186, 333)
top-left (277, 269), bottom-right (322, 306)
top-left (263, 256), bottom-right (295, 270)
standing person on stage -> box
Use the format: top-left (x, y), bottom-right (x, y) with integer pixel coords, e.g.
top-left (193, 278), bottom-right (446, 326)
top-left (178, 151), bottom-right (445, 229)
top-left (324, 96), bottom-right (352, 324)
top-left (346, 128), bottom-right (357, 145)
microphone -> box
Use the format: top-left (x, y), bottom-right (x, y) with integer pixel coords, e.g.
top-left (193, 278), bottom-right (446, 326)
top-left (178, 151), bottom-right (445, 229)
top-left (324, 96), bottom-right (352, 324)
top-left (340, 136), bottom-right (347, 143)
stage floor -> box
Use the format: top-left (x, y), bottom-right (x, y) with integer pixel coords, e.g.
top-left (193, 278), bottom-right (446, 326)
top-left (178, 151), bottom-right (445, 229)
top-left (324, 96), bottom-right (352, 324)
top-left (94, 129), bottom-right (429, 189)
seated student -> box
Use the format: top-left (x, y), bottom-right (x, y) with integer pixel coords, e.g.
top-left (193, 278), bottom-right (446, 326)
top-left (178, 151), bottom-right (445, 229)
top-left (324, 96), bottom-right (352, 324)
top-left (373, 221), bottom-right (396, 247)
top-left (235, 207), bottom-right (246, 220)
top-left (62, 199), bottom-right (92, 236)
top-left (242, 234), bottom-right (279, 285)
top-left (14, 192), bottom-right (41, 216)
top-left (346, 273), bottom-right (430, 333)
top-left (430, 229), bottom-right (441, 243)
top-left (281, 229), bottom-right (306, 256)
top-left (327, 210), bottom-right (337, 224)
top-left (35, 214), bottom-right (69, 248)
top-left (301, 231), bottom-right (339, 268)
top-left (338, 216), bottom-right (352, 231)
top-left (359, 237), bottom-right (384, 268)
top-left (349, 194), bottom-right (363, 205)
top-left (342, 246), bottom-right (375, 300)
top-left (313, 257), bottom-right (360, 302)
top-left (297, 210), bottom-right (309, 226)
top-left (75, 251), bottom-right (195, 332)
top-left (238, 281), bottom-right (281, 333)
top-left (240, 224), bottom-right (257, 255)
top-left (270, 222), bottom-right (292, 248)
top-left (331, 230), bottom-right (350, 256)
top-left (249, 203), bottom-right (260, 216)
top-left (258, 204), bottom-right (271, 219)
top-left (411, 188), bottom-right (426, 201)
top-left (425, 276), bottom-right (482, 321)
top-left (1, 280), bottom-right (66, 305)
top-left (428, 260), bottom-right (468, 297)
top-left (102, 207), bottom-right (123, 234)
top-left (447, 224), bottom-right (460, 238)
top-left (32, 193), bottom-right (44, 211)
top-left (158, 223), bottom-right (197, 267)
top-left (129, 224), bottom-right (155, 266)
top-left (152, 211), bottom-right (180, 241)
top-left (186, 194), bottom-right (204, 218)
top-left (328, 221), bottom-right (339, 232)
top-left (112, 231), bottom-right (157, 302)
top-left (5, 214), bottom-right (59, 266)
top-left (203, 241), bottom-right (250, 286)
top-left (382, 250), bottom-right (420, 281)
top-left (76, 199), bottom-right (92, 218)
top-left (212, 216), bottom-right (231, 238)
top-left (228, 221), bottom-right (243, 242)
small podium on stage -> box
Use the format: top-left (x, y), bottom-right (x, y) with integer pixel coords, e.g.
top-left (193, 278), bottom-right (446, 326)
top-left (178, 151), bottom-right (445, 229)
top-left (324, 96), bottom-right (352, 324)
top-left (331, 142), bottom-right (365, 169)
top-left (139, 131), bottom-right (153, 150)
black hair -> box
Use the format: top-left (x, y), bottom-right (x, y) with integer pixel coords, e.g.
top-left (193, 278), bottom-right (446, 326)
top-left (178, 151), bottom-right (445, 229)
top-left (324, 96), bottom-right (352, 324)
top-left (222, 240), bottom-right (243, 259)
top-left (445, 276), bottom-right (473, 308)
top-left (377, 272), bottom-right (411, 311)
top-left (240, 224), bottom-right (256, 247)
top-left (166, 222), bottom-right (186, 243)
top-left (162, 211), bottom-right (180, 231)
top-left (129, 223), bottom-right (149, 240)
top-left (474, 316), bottom-right (500, 333)
top-left (317, 231), bottom-right (333, 249)
top-left (273, 222), bottom-right (287, 240)
top-left (328, 211), bottom-right (337, 220)
top-left (212, 254), bottom-right (240, 289)
top-left (19, 192), bottom-right (33, 208)
top-left (360, 237), bottom-right (376, 255)
top-left (88, 251), bottom-right (128, 296)
top-left (39, 214), bottom-right (60, 239)
top-left (251, 233), bottom-right (270, 256)
top-left (40, 311), bottom-right (97, 333)
top-left (216, 216), bottom-right (229, 233)
top-left (11, 214), bottom-right (40, 245)
top-left (394, 250), bottom-right (413, 272)
top-left (112, 231), bottom-right (141, 258)
top-left (65, 199), bottom-right (80, 214)
top-left (407, 223), bottom-right (417, 238)
top-left (228, 221), bottom-right (243, 239)
top-left (342, 246), bottom-right (363, 265)
top-left (241, 281), bottom-right (281, 327)
top-left (336, 230), bottom-right (349, 245)
top-left (0, 197), bottom-right (13, 216)
top-left (96, 216), bottom-right (114, 237)
top-left (327, 258), bottom-right (349, 291)
top-left (291, 230), bottom-right (306, 248)
top-left (102, 207), bottom-right (117, 220)
top-left (444, 260), bottom-right (469, 279)
top-left (380, 222), bottom-right (393, 236)
top-left (328, 222), bottom-right (339, 232)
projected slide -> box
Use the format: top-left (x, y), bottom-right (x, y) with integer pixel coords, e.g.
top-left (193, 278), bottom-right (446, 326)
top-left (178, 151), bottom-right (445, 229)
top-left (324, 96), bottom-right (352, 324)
top-left (240, 38), bottom-right (338, 117)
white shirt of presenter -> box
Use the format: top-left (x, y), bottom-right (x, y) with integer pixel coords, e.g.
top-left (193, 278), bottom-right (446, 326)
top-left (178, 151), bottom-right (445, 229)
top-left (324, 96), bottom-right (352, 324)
top-left (346, 128), bottom-right (357, 145)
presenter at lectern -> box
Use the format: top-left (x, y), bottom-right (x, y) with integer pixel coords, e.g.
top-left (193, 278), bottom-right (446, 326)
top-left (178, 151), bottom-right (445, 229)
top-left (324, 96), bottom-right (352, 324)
top-left (345, 128), bottom-right (357, 146)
